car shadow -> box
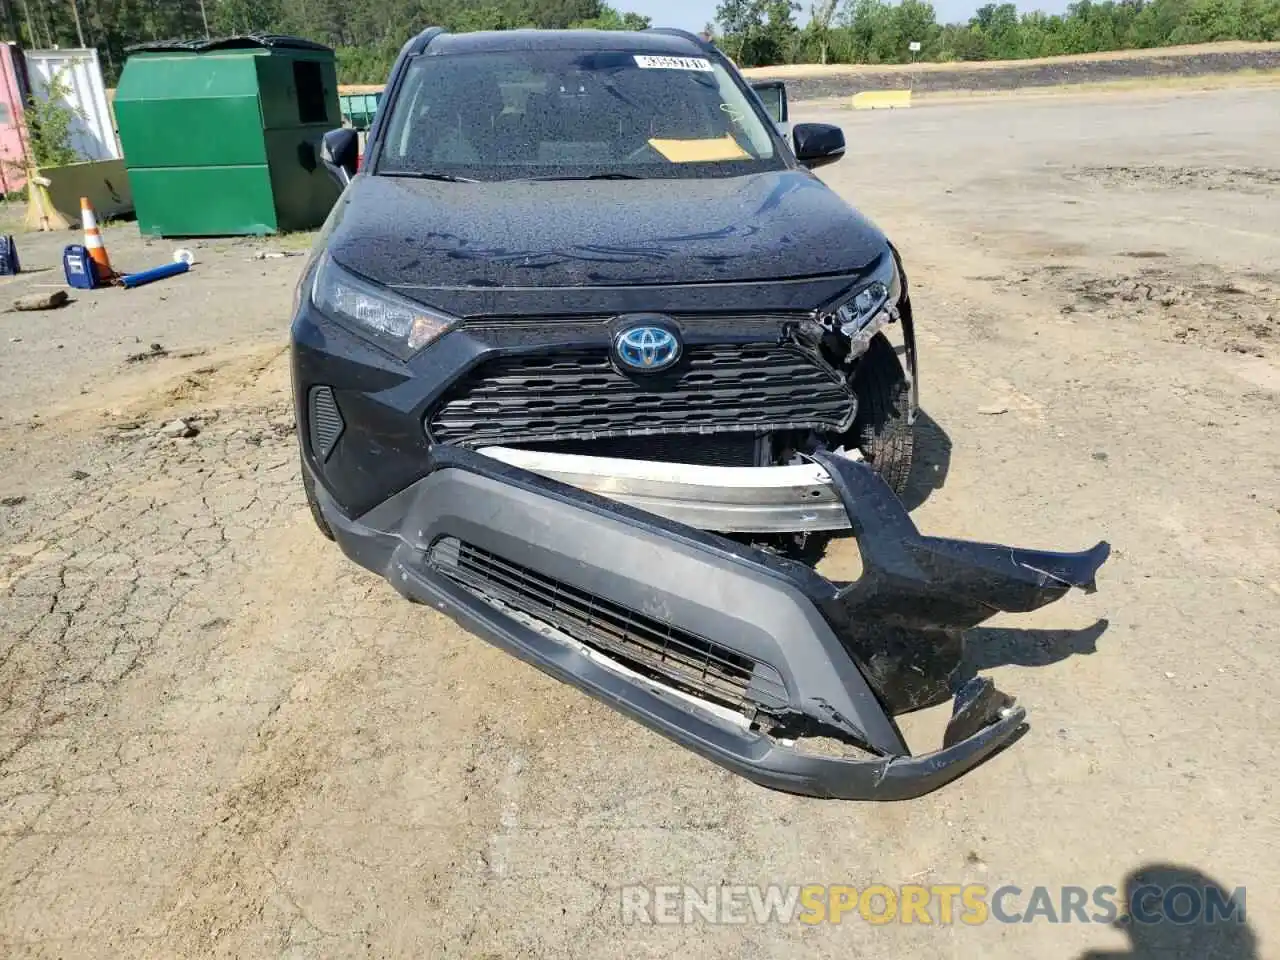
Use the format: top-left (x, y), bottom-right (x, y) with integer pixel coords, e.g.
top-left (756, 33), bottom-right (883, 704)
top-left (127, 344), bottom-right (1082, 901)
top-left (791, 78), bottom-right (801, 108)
top-left (954, 618), bottom-right (1109, 684)
top-left (900, 408), bottom-right (951, 513)
top-left (1078, 863), bottom-right (1256, 960)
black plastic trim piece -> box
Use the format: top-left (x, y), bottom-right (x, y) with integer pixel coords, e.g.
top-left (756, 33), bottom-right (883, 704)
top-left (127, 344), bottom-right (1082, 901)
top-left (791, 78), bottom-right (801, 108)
top-left (426, 343), bottom-right (856, 447)
top-left (126, 34), bottom-right (333, 54)
top-left (302, 442), bottom-right (1108, 800)
top-left (307, 385), bottom-right (344, 462)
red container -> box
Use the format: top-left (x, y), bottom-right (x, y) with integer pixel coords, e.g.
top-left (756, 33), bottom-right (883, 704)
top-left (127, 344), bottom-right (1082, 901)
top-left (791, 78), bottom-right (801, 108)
top-left (0, 43), bottom-right (31, 195)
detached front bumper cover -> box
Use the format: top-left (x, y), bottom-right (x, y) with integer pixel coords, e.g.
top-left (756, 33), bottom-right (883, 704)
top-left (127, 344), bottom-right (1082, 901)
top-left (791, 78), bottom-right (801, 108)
top-left (313, 446), bottom-right (1108, 801)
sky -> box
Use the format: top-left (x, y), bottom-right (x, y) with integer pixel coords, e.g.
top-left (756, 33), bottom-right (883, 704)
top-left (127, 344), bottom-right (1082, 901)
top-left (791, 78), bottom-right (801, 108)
top-left (626, 0), bottom-right (1071, 32)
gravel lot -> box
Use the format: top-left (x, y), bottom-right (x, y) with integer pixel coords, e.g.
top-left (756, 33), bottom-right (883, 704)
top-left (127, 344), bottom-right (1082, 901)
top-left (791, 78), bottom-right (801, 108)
top-left (1, 85), bottom-right (1278, 958)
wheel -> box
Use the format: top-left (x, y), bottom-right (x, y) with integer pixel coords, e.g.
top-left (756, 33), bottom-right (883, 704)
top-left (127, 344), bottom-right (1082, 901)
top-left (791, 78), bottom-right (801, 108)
top-left (300, 452), bottom-right (335, 541)
top-left (851, 332), bottom-right (914, 497)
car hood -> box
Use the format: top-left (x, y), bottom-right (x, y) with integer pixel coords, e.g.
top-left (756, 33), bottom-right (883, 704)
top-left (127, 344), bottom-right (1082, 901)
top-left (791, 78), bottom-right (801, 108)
top-left (325, 170), bottom-right (888, 298)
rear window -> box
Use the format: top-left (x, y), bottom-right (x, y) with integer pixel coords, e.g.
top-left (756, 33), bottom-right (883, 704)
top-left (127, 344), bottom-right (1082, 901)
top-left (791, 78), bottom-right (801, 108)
top-left (375, 49), bottom-right (783, 181)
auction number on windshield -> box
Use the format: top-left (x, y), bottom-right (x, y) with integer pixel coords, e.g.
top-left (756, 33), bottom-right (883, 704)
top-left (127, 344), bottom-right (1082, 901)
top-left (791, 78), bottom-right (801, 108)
top-left (633, 55), bottom-right (714, 72)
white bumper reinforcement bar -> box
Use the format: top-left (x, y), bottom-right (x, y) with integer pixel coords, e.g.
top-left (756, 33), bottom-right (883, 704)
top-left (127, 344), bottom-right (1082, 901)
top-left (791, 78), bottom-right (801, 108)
top-left (478, 445), bottom-right (860, 533)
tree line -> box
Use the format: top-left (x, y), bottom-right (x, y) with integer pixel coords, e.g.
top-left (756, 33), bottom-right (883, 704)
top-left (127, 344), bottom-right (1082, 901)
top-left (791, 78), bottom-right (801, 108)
top-left (0, 0), bottom-right (652, 84)
top-left (332, 0), bottom-right (652, 82)
top-left (0, 0), bottom-right (1276, 84)
top-left (715, 0), bottom-right (1280, 68)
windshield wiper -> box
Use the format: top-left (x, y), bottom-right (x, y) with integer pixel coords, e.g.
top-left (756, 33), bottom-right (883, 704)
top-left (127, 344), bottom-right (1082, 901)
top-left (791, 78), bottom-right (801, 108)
top-left (381, 171), bottom-right (477, 183)
top-left (527, 173), bottom-right (643, 181)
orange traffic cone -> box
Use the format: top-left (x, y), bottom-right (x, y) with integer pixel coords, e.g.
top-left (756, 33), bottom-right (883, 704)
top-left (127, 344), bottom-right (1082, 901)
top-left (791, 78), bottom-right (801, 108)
top-left (80, 196), bottom-right (115, 283)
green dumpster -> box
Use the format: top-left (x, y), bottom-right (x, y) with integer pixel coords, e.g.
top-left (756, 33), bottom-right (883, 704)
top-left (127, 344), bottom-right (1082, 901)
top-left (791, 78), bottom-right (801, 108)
top-left (114, 35), bottom-right (343, 237)
top-left (338, 91), bottom-right (382, 132)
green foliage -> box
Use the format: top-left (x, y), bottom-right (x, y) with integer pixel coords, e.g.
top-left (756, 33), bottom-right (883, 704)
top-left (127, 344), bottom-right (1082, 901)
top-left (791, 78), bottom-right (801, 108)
top-left (3, 0), bottom-right (1276, 84)
top-left (0, 0), bottom-right (652, 86)
top-left (831, 0), bottom-right (943, 62)
top-left (715, 0), bottom-right (802, 65)
top-left (326, 0), bottom-right (656, 82)
top-left (719, 0), bottom-right (1280, 66)
top-left (572, 5), bottom-right (653, 30)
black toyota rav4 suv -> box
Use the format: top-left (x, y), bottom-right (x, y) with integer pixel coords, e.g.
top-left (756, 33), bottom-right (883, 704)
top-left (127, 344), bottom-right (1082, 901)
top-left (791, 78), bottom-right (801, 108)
top-left (292, 27), bottom-right (1109, 800)
top-left (297, 27), bottom-right (917, 549)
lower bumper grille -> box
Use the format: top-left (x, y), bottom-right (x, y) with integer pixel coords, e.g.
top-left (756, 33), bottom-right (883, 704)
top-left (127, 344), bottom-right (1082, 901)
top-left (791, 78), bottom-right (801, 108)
top-left (428, 344), bottom-right (855, 447)
top-left (429, 537), bottom-right (788, 712)
top-left (515, 432), bottom-right (762, 467)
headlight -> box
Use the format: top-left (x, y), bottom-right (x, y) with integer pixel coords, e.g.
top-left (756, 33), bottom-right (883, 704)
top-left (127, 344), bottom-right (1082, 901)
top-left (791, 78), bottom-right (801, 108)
top-left (311, 252), bottom-right (457, 356)
top-left (823, 250), bottom-right (902, 345)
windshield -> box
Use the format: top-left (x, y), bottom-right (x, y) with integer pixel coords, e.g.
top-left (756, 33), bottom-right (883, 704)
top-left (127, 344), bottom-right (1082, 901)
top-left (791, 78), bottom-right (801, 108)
top-left (375, 49), bottom-right (783, 182)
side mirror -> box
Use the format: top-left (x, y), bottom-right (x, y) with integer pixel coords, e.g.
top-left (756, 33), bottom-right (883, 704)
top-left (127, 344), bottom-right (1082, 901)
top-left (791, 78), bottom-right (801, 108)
top-left (749, 79), bottom-right (788, 126)
top-left (320, 128), bottom-right (359, 187)
top-left (792, 122), bottom-right (845, 170)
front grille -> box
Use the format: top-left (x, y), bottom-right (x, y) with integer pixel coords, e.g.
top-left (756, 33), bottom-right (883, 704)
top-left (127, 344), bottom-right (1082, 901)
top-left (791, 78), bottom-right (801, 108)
top-left (516, 432), bottom-right (762, 467)
top-left (430, 537), bottom-right (788, 712)
top-left (427, 344), bottom-right (854, 447)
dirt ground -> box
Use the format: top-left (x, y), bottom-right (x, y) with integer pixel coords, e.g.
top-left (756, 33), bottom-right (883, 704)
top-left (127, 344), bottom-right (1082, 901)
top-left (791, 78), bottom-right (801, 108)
top-left (1, 85), bottom-right (1278, 958)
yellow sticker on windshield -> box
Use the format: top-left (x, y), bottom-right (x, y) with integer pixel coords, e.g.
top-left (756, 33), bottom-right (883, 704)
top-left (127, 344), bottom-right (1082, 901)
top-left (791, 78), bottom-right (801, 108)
top-left (647, 135), bottom-right (750, 163)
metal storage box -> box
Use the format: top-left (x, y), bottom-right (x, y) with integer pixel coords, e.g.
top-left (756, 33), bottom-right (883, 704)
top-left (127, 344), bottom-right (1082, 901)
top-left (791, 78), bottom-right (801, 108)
top-left (113, 35), bottom-right (342, 237)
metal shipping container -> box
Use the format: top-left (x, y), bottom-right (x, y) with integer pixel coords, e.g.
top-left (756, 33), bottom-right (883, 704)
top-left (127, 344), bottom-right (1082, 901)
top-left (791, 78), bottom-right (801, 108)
top-left (0, 43), bottom-right (29, 193)
top-left (22, 47), bottom-right (120, 161)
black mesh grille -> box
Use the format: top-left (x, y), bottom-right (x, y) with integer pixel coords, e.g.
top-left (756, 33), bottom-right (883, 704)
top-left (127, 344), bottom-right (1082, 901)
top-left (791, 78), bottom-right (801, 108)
top-left (427, 344), bottom-right (854, 447)
top-left (308, 385), bottom-right (344, 461)
top-left (430, 537), bottom-right (788, 712)
top-left (517, 432), bottom-right (761, 467)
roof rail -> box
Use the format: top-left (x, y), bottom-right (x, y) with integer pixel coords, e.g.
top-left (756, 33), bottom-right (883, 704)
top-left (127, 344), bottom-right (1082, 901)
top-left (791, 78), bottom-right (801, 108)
top-left (406, 26), bottom-right (447, 56)
top-left (644, 27), bottom-right (713, 51)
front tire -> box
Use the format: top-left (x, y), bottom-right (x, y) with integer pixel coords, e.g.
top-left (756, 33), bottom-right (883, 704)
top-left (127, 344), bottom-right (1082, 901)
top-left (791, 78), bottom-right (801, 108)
top-left (851, 333), bottom-right (914, 497)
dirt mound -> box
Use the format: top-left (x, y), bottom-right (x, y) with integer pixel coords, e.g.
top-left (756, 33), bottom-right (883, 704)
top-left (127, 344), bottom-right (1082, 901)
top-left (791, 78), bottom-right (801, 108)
top-left (1003, 262), bottom-right (1279, 357)
top-left (1068, 165), bottom-right (1280, 193)
top-left (752, 43), bottom-right (1280, 98)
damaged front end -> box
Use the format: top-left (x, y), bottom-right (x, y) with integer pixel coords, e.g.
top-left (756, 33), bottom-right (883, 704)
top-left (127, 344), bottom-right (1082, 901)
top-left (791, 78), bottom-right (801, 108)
top-left (314, 446), bottom-right (1107, 801)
